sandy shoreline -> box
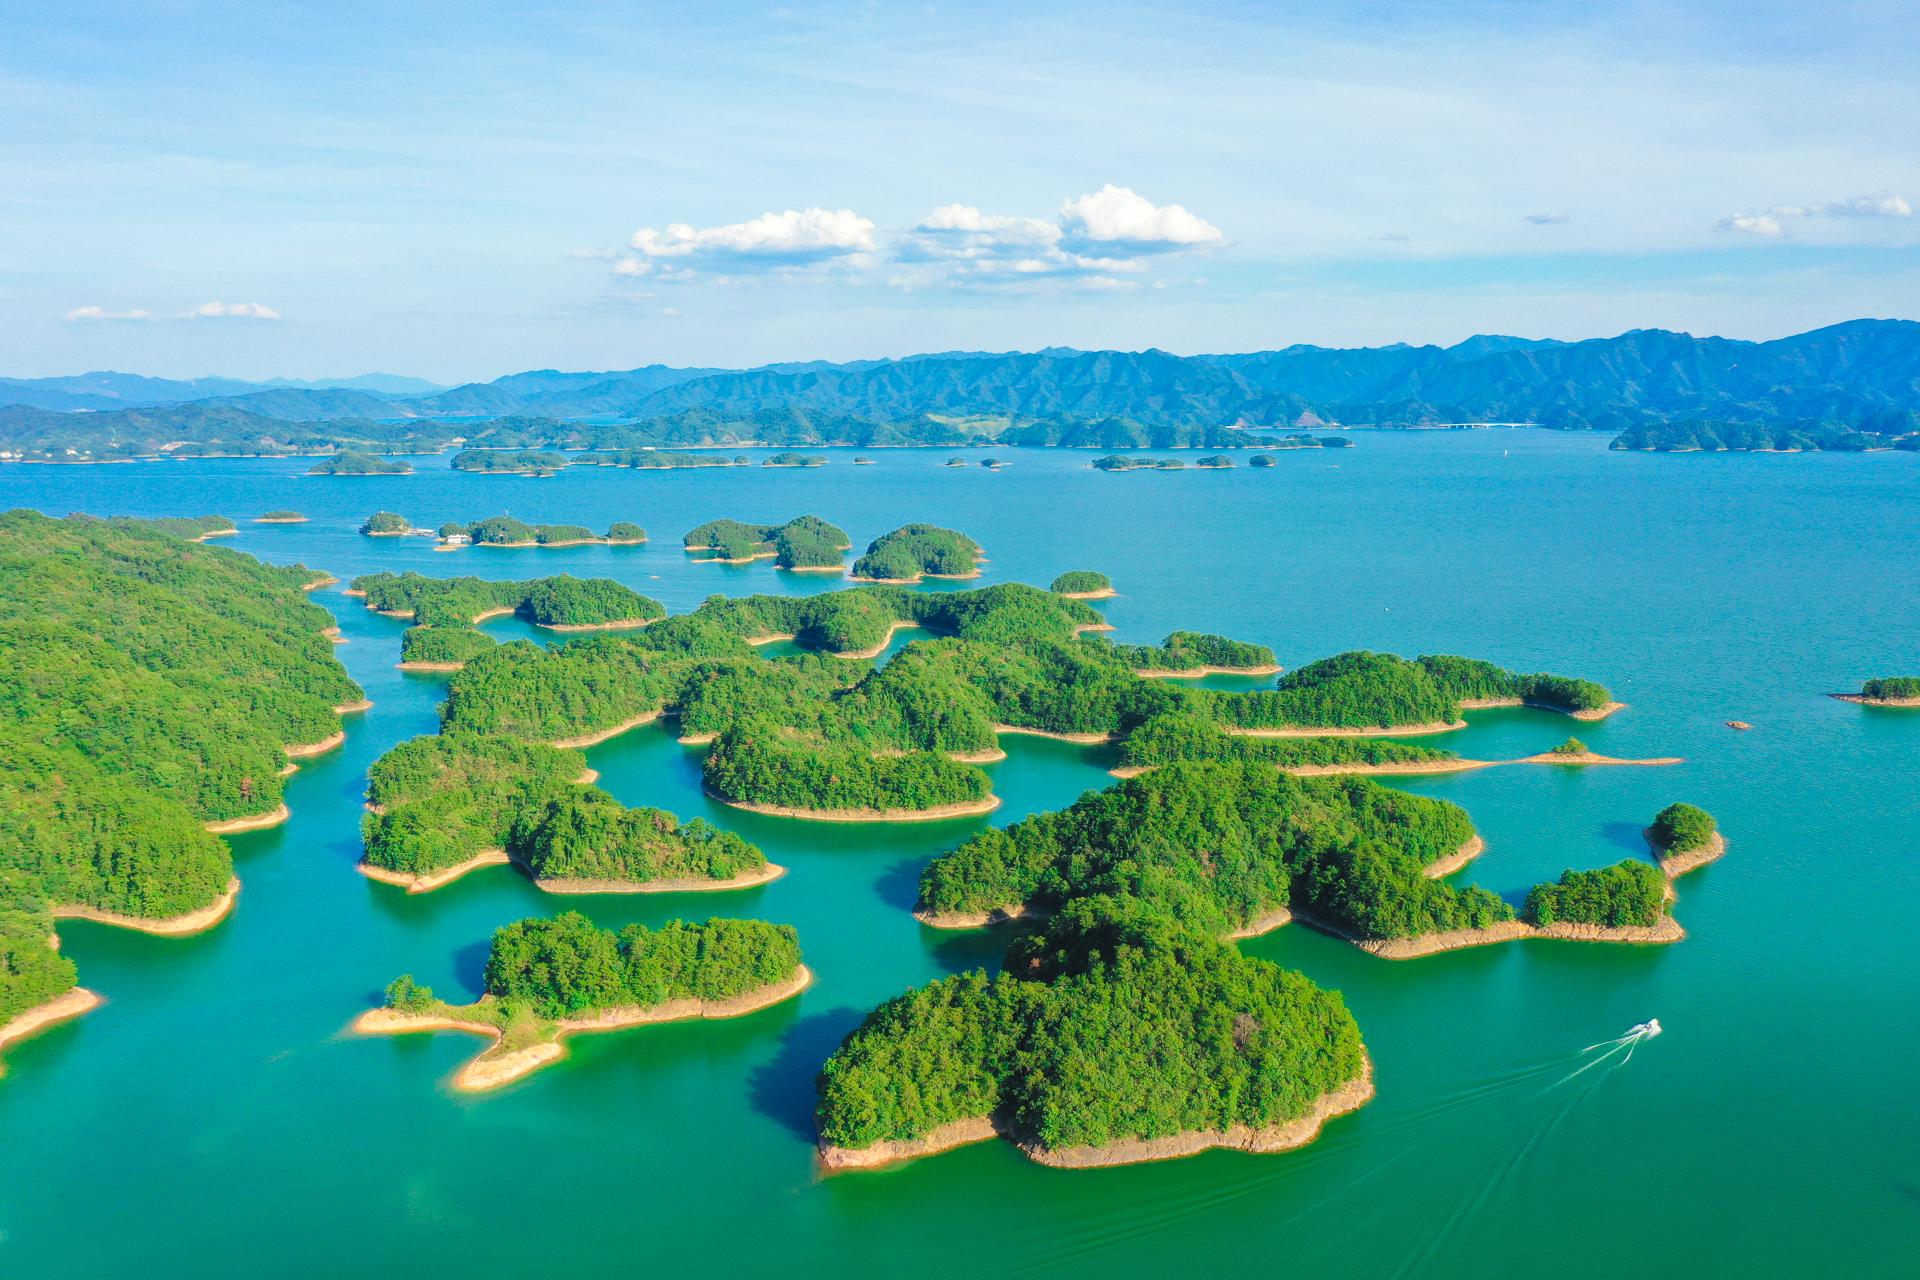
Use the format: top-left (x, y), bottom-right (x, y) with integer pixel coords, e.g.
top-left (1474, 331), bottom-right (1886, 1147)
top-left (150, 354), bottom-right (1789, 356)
top-left (1288, 904), bottom-right (1684, 959)
top-left (0, 988), bottom-right (104, 1069)
top-left (713, 790), bottom-right (1001, 823)
top-left (285, 730), bottom-right (346, 758)
top-left (397, 659), bottom-right (465, 671)
top-left (302, 574), bottom-right (340, 591)
top-left (991, 723), bottom-right (1115, 745)
top-left (1229, 720), bottom-right (1469, 738)
top-left (1649, 829), bottom-right (1727, 878)
top-left (546, 709), bottom-right (662, 749)
top-left (1057, 587), bottom-right (1117, 600)
top-left (819, 1055), bottom-right (1374, 1173)
top-left (359, 849), bottom-right (510, 893)
top-left (1516, 750), bottom-right (1681, 766)
top-left (353, 965), bottom-right (813, 1091)
top-left (913, 903), bottom-right (1032, 929)
top-left (1831, 693), bottom-right (1920, 707)
top-left (1136, 664), bottom-right (1283, 678)
top-left (334, 698), bottom-right (374, 714)
top-left (744, 632), bottom-right (797, 646)
top-left (205, 804), bottom-right (291, 834)
top-left (1457, 697), bottom-right (1627, 721)
top-left (535, 861), bottom-right (788, 895)
top-left (1423, 836), bottom-right (1488, 878)
top-left (53, 877), bottom-right (241, 936)
top-left (535, 616), bottom-right (658, 632)
top-left (831, 620), bottom-right (923, 660)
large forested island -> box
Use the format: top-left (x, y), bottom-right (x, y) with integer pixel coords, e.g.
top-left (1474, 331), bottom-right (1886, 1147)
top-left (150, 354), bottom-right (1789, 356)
top-left (356, 912), bottom-right (808, 1089)
top-left (683, 515), bottom-right (850, 569)
top-left (310, 449), bottom-right (413, 476)
top-left (848, 524), bottom-right (983, 582)
top-left (437, 514), bottom-right (645, 548)
top-left (0, 510), bottom-right (362, 1070)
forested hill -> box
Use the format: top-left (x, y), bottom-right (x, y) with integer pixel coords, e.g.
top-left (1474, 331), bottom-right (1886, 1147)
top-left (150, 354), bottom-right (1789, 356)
top-left (4, 319), bottom-right (1917, 455)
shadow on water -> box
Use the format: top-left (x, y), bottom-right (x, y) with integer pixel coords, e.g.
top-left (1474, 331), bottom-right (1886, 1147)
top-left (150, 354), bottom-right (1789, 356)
top-left (1600, 820), bottom-right (1653, 858)
top-left (872, 857), bottom-right (925, 913)
top-left (748, 1006), bottom-right (868, 1141)
top-left (451, 939), bottom-right (491, 994)
top-left (925, 920), bottom-right (1020, 976)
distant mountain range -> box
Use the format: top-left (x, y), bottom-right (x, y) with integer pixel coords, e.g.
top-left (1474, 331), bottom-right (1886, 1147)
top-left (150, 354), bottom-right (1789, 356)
top-left (3, 320), bottom-right (1916, 461)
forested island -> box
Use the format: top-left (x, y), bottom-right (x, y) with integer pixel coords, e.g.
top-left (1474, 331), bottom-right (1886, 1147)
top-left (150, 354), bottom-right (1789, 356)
top-left (1050, 570), bottom-right (1114, 599)
top-left (1645, 802), bottom-right (1726, 877)
top-left (848, 524), bottom-right (983, 582)
top-left (356, 913), bottom-right (807, 1089)
top-left (434, 515), bottom-right (646, 548)
top-left (360, 511), bottom-right (417, 536)
top-left (450, 448), bottom-right (569, 474)
top-left (255, 510), bottom-right (307, 523)
top-left (0, 511), bottom-right (362, 1071)
top-left (683, 516), bottom-right (850, 569)
top-left (310, 450), bottom-right (413, 476)
top-left (1833, 677), bottom-right (1920, 707)
top-left (764, 452), bottom-right (827, 467)
top-left (350, 570), bottom-right (665, 634)
top-left (359, 733), bottom-right (780, 892)
top-left (1609, 419), bottom-right (1917, 453)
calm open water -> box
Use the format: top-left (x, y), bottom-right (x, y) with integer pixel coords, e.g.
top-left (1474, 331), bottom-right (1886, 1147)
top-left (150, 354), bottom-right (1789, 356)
top-left (1, 433), bottom-right (1915, 1278)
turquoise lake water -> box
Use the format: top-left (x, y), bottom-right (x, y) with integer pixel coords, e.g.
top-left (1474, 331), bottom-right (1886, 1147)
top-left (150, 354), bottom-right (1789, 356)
top-left (1, 433), bottom-right (1915, 1277)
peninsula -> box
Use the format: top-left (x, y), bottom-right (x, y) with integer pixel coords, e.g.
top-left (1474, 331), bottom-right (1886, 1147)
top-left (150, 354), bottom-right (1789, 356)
top-left (0, 511), bottom-right (362, 1065)
top-left (1833, 677), bottom-right (1920, 707)
top-left (357, 913), bottom-right (807, 1090)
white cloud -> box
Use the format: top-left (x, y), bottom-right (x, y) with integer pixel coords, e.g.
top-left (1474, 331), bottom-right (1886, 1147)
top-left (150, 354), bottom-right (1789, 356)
top-left (625, 207), bottom-right (875, 276)
top-left (1525, 212), bottom-right (1571, 225)
top-left (1819, 192), bottom-right (1911, 218)
top-left (184, 301), bottom-right (281, 319)
top-left (63, 305), bottom-right (149, 322)
top-left (1717, 192), bottom-right (1910, 237)
top-left (1057, 184), bottom-right (1224, 253)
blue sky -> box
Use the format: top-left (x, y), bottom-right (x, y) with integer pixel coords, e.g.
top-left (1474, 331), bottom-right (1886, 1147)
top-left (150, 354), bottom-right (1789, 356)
top-left (3, 1), bottom-right (1916, 381)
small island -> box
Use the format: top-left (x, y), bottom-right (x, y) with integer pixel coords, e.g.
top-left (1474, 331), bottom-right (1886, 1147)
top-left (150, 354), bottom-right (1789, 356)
top-left (683, 516), bottom-right (850, 570)
top-left (848, 524), bottom-right (984, 582)
top-left (356, 913), bottom-right (808, 1090)
top-left (763, 452), bottom-right (827, 467)
top-left (1248, 454), bottom-right (1276, 467)
top-left (360, 511), bottom-right (419, 536)
top-left (1193, 454), bottom-right (1234, 468)
top-left (254, 510), bottom-right (308, 523)
top-left (1050, 570), bottom-right (1115, 599)
top-left (310, 450), bottom-right (412, 476)
top-left (1645, 802), bottom-right (1727, 877)
top-left (1833, 677), bottom-right (1920, 708)
top-left (944, 457), bottom-right (967, 467)
top-left (450, 448), bottom-right (569, 475)
top-left (430, 515), bottom-right (646, 549)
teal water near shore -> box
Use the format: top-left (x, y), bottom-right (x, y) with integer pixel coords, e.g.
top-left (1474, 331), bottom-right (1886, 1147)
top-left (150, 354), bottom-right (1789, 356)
top-left (2, 434), bottom-right (1916, 1277)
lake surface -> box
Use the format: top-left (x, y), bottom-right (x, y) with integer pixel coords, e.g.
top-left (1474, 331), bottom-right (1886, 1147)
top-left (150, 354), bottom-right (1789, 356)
top-left (2, 433), bottom-right (1915, 1278)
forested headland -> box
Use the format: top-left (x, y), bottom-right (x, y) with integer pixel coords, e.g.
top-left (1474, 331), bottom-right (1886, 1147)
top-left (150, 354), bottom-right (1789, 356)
top-left (0, 510), bottom-right (361, 1044)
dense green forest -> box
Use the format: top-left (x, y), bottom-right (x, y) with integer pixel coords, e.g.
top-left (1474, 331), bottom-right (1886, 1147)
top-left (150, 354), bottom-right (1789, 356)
top-left (1524, 861), bottom-right (1667, 927)
top-left (459, 514), bottom-right (597, 545)
top-left (385, 912), bottom-right (801, 1022)
top-left (683, 515), bottom-right (850, 568)
top-left (1049, 570), bottom-right (1111, 595)
top-left (1648, 802), bottom-right (1717, 852)
top-left (915, 763), bottom-right (1497, 939)
top-left (765, 452), bottom-right (827, 467)
top-left (378, 575), bottom-right (1606, 818)
top-left (0, 511), bottom-right (360, 1019)
top-left (311, 450), bottom-right (412, 475)
top-left (588, 449), bottom-right (746, 468)
top-left (361, 731), bottom-right (770, 886)
top-left (1208, 651), bottom-right (1610, 730)
top-left (399, 624), bottom-right (497, 667)
top-left (349, 571), bottom-right (663, 628)
top-left (1860, 676), bottom-right (1920, 700)
top-left (817, 883), bottom-right (1366, 1157)
top-left (849, 524), bottom-right (982, 581)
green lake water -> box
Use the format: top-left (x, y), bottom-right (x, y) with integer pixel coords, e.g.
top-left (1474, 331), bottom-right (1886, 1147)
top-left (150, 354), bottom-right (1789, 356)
top-left (1, 434), bottom-right (1914, 1277)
